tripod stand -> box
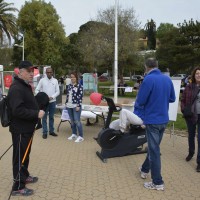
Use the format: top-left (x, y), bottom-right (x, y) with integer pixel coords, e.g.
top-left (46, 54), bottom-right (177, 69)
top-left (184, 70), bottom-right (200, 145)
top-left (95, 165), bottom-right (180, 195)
top-left (0, 144), bottom-right (13, 160)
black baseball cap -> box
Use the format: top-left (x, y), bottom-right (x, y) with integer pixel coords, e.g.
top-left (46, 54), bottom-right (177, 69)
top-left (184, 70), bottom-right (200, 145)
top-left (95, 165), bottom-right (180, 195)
top-left (19, 60), bottom-right (37, 69)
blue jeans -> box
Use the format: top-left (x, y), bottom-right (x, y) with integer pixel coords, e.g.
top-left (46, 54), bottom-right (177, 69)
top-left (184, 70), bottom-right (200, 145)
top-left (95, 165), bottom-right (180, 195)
top-left (141, 123), bottom-right (167, 185)
top-left (67, 107), bottom-right (83, 137)
top-left (185, 114), bottom-right (200, 164)
top-left (42, 101), bottom-right (56, 134)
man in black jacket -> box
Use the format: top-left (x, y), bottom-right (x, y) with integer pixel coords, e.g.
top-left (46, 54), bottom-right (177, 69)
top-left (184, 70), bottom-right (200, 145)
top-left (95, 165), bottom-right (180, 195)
top-left (7, 61), bottom-right (45, 196)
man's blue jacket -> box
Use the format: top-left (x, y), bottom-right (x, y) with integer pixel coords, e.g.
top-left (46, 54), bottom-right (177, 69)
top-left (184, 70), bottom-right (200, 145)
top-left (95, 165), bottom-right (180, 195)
top-left (134, 69), bottom-right (176, 125)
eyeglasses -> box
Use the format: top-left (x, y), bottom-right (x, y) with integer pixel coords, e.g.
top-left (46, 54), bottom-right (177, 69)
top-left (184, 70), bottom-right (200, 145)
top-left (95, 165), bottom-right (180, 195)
top-left (46, 72), bottom-right (53, 74)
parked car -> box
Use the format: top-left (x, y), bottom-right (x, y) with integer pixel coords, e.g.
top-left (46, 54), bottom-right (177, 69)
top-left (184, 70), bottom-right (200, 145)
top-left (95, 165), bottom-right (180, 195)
top-left (172, 74), bottom-right (186, 79)
top-left (131, 75), bottom-right (143, 81)
top-left (98, 75), bottom-right (109, 82)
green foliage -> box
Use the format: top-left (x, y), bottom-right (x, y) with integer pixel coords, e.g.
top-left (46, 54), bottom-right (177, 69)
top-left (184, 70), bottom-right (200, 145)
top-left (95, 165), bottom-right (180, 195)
top-left (0, 47), bottom-right (13, 66)
top-left (156, 19), bottom-right (200, 74)
top-left (98, 80), bottom-right (137, 98)
top-left (156, 23), bottom-right (175, 39)
top-left (77, 21), bottom-right (113, 72)
top-left (75, 6), bottom-right (141, 78)
top-left (0, 0), bottom-right (18, 45)
top-left (15, 0), bottom-right (66, 71)
top-left (144, 19), bottom-right (156, 50)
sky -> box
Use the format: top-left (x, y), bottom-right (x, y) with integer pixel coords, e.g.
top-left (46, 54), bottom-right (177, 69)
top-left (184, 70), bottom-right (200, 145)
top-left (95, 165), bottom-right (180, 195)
top-left (7, 0), bottom-right (200, 36)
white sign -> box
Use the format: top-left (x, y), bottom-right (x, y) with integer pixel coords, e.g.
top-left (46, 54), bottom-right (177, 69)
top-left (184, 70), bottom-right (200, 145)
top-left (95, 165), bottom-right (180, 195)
top-left (125, 87), bottom-right (133, 93)
top-left (168, 79), bottom-right (181, 121)
top-left (0, 65), bottom-right (3, 72)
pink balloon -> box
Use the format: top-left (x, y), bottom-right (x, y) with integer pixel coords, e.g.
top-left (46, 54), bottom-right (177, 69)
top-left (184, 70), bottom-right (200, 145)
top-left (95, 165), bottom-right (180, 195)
top-left (14, 67), bottom-right (19, 75)
top-left (90, 92), bottom-right (102, 105)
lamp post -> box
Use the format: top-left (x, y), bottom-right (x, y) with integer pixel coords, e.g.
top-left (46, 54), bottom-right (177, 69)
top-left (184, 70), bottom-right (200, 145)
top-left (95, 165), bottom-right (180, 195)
top-left (114, 0), bottom-right (118, 103)
top-left (14, 35), bottom-right (24, 61)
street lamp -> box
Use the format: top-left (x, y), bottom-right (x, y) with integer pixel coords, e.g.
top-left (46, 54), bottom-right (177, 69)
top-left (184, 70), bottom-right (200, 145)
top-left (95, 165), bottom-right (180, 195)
top-left (14, 35), bottom-right (24, 61)
top-left (114, 0), bottom-right (118, 103)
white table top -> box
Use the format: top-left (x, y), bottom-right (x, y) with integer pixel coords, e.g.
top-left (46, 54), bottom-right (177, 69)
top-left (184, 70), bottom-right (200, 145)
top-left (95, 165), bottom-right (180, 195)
top-left (56, 104), bottom-right (109, 113)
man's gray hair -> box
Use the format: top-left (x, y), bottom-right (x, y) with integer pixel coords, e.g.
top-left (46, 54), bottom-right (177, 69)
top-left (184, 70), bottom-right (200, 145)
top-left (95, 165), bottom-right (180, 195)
top-left (145, 58), bottom-right (158, 68)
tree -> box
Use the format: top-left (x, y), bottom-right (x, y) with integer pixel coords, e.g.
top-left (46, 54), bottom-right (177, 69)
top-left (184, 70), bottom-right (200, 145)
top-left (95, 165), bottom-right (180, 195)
top-left (77, 21), bottom-right (112, 73)
top-left (156, 19), bottom-right (200, 74)
top-left (144, 19), bottom-right (156, 50)
top-left (0, 0), bottom-right (18, 45)
top-left (156, 23), bottom-right (175, 39)
top-left (76, 6), bottom-right (141, 78)
top-left (178, 19), bottom-right (200, 68)
top-left (14, 0), bottom-right (66, 72)
top-left (0, 46), bottom-right (13, 66)
top-left (61, 33), bottom-right (84, 73)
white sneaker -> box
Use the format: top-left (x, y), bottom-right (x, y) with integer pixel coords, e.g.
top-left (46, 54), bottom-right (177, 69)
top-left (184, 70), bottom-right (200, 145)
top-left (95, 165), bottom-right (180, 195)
top-left (139, 167), bottom-right (149, 179)
top-left (75, 136), bottom-right (84, 143)
top-left (68, 134), bottom-right (77, 140)
top-left (144, 182), bottom-right (164, 191)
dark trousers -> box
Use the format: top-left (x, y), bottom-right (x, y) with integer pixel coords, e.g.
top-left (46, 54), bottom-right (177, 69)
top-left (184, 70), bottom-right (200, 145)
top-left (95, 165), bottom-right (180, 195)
top-left (11, 133), bottom-right (33, 190)
top-left (118, 88), bottom-right (125, 95)
top-left (186, 114), bottom-right (200, 164)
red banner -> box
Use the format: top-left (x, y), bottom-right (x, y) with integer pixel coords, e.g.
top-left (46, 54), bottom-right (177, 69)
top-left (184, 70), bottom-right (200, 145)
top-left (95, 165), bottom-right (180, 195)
top-left (4, 75), bottom-right (13, 89)
top-left (34, 68), bottom-right (40, 77)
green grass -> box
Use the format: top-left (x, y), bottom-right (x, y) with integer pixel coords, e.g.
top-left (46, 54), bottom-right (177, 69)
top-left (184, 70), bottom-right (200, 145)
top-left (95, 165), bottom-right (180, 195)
top-left (168, 113), bottom-right (187, 131)
top-left (98, 81), bottom-right (137, 97)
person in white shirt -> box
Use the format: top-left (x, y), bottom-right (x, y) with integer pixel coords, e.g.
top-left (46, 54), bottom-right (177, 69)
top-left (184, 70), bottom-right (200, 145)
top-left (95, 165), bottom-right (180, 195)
top-left (65, 75), bottom-right (71, 94)
top-left (35, 67), bottom-right (60, 139)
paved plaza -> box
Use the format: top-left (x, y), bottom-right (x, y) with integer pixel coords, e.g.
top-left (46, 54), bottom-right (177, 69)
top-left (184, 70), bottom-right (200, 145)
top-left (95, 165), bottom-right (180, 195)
top-left (0, 113), bottom-right (200, 200)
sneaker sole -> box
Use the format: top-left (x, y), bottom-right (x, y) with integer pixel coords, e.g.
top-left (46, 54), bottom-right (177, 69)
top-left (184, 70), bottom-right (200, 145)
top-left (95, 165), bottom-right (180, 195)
top-left (68, 137), bottom-right (77, 140)
top-left (12, 193), bottom-right (34, 196)
top-left (144, 183), bottom-right (164, 191)
top-left (144, 186), bottom-right (164, 191)
top-left (75, 140), bottom-right (84, 143)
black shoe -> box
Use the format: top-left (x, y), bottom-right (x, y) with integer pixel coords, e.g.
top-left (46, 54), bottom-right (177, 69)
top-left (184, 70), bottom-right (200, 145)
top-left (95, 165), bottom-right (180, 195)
top-left (50, 132), bottom-right (58, 136)
top-left (42, 134), bottom-right (47, 139)
top-left (186, 154), bottom-right (193, 161)
top-left (12, 187), bottom-right (34, 196)
top-left (196, 164), bottom-right (200, 172)
top-left (26, 176), bottom-right (38, 184)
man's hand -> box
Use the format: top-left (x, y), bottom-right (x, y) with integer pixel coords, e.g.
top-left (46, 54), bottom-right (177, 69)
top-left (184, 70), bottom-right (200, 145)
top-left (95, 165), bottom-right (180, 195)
top-left (49, 97), bottom-right (53, 101)
top-left (38, 110), bottom-right (45, 119)
top-left (76, 107), bottom-right (80, 112)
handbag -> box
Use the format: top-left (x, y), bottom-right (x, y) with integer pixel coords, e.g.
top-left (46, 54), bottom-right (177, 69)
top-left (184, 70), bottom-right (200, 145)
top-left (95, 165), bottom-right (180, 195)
top-left (183, 89), bottom-right (200, 118)
top-left (0, 96), bottom-right (11, 127)
top-left (183, 104), bottom-right (193, 118)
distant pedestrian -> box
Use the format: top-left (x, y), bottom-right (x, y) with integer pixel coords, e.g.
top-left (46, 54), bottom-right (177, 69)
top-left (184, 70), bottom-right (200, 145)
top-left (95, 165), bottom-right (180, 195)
top-left (65, 75), bottom-right (71, 94)
top-left (66, 72), bottom-right (84, 143)
top-left (0, 85), bottom-right (2, 100)
top-left (35, 67), bottom-right (60, 139)
top-left (181, 67), bottom-right (200, 172)
top-left (79, 75), bottom-right (83, 86)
